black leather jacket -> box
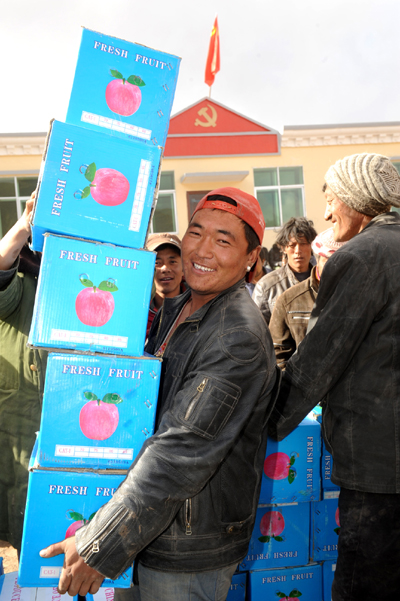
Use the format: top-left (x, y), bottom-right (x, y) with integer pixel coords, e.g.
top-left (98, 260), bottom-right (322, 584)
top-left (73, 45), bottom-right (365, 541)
top-left (269, 212), bottom-right (400, 494)
top-left (75, 280), bottom-right (278, 577)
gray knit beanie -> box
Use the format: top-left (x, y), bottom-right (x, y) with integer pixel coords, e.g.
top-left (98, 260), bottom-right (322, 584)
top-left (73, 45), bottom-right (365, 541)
top-left (325, 153), bottom-right (400, 216)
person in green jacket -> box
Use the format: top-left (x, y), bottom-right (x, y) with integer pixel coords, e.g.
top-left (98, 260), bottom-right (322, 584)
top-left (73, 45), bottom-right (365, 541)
top-left (0, 195), bottom-right (47, 553)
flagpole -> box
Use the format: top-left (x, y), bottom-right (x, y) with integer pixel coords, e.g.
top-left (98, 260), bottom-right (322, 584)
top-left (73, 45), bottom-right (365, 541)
top-left (209, 85), bottom-right (212, 99)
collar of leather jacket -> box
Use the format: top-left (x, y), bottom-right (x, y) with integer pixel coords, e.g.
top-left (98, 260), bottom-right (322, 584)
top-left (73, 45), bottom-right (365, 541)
top-left (149, 277), bottom-right (246, 349)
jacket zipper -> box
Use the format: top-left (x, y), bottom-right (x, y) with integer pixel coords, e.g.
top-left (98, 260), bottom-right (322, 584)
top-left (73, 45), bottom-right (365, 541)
top-left (185, 498), bottom-right (192, 535)
top-left (78, 505), bottom-right (128, 558)
top-left (184, 378), bottom-right (208, 420)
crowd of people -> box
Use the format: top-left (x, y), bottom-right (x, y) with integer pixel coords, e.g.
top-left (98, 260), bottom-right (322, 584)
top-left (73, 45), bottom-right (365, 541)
top-left (1, 153), bottom-right (400, 601)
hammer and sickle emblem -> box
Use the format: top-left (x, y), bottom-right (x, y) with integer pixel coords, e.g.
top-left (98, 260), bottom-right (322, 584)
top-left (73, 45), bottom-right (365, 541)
top-left (194, 104), bottom-right (217, 128)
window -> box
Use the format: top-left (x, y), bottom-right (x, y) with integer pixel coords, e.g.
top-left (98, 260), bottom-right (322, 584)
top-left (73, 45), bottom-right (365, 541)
top-left (186, 191), bottom-right (210, 220)
top-left (0, 176), bottom-right (38, 238)
top-left (393, 162), bottom-right (400, 214)
top-left (254, 167), bottom-right (305, 228)
top-left (149, 171), bottom-right (178, 233)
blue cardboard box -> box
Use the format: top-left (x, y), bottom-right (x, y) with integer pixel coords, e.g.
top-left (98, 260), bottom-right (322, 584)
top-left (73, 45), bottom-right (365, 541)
top-left (19, 469), bottom-right (132, 588)
top-left (37, 353), bottom-right (161, 469)
top-left (310, 493), bottom-right (340, 561)
top-left (227, 573), bottom-right (246, 601)
top-left (239, 503), bottom-right (310, 571)
top-left (323, 560), bottom-right (336, 601)
top-left (248, 564), bottom-right (322, 601)
top-left (28, 235), bottom-right (155, 356)
top-left (31, 120), bottom-right (162, 252)
top-left (66, 28), bottom-right (180, 148)
top-left (0, 559), bottom-right (2, 577)
top-left (259, 416), bottom-right (321, 504)
top-left (0, 572), bottom-right (77, 601)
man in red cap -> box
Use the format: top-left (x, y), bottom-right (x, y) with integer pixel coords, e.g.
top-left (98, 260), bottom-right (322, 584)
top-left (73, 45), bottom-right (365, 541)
top-left (41, 187), bottom-right (278, 601)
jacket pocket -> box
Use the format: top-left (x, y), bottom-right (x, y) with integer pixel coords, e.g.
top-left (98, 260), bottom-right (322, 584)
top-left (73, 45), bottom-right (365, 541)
top-left (179, 373), bottom-right (241, 440)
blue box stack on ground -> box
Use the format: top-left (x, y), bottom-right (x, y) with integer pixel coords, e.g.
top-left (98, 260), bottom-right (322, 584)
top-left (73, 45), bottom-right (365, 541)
top-left (20, 28), bottom-right (180, 590)
top-left (235, 409), bottom-right (343, 600)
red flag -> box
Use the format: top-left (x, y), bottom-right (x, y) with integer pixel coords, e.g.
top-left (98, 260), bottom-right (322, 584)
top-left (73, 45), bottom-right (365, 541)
top-left (205, 17), bottom-right (220, 87)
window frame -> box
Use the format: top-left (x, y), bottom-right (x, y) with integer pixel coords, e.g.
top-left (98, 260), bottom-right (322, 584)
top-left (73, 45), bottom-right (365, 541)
top-left (253, 166), bottom-right (306, 229)
top-left (0, 174), bottom-right (39, 237)
top-left (149, 189), bottom-right (179, 234)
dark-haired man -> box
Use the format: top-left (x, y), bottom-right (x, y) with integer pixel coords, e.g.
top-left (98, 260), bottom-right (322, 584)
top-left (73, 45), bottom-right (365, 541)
top-left (41, 187), bottom-right (278, 601)
top-left (145, 233), bottom-right (184, 337)
top-left (252, 217), bottom-right (317, 324)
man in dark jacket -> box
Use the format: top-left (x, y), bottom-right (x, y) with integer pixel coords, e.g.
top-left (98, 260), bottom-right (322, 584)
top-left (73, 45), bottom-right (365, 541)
top-left (252, 217), bottom-right (317, 323)
top-left (269, 227), bottom-right (344, 369)
top-left (268, 153), bottom-right (400, 601)
top-left (41, 187), bottom-right (278, 601)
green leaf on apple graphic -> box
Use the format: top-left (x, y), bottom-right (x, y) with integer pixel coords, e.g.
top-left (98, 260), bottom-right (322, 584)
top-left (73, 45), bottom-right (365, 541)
top-left (84, 163), bottom-right (97, 183)
top-left (110, 69), bottom-right (124, 80)
top-left (68, 511), bottom-right (84, 521)
top-left (289, 590), bottom-right (302, 598)
top-left (88, 512), bottom-right (97, 522)
top-left (127, 75), bottom-right (146, 87)
top-left (84, 391), bottom-right (98, 401)
top-left (102, 393), bottom-right (123, 405)
top-left (288, 469), bottom-right (296, 484)
top-left (274, 536), bottom-right (284, 542)
top-left (80, 186), bottom-right (91, 200)
top-left (98, 280), bottom-right (119, 293)
top-left (79, 275), bottom-right (94, 288)
top-left (258, 535), bottom-right (270, 543)
top-left (290, 455), bottom-right (296, 466)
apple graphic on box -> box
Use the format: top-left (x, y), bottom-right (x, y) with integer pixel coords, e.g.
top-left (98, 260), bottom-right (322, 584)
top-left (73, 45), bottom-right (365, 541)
top-left (334, 506), bottom-right (341, 535)
top-left (75, 274), bottom-right (118, 327)
top-left (80, 390), bottom-right (123, 440)
top-left (105, 69), bottom-right (145, 116)
top-left (258, 510), bottom-right (285, 543)
top-left (65, 510), bottom-right (96, 538)
top-left (75, 162), bottom-right (130, 206)
top-left (264, 451), bottom-right (298, 484)
top-left (276, 590), bottom-right (302, 600)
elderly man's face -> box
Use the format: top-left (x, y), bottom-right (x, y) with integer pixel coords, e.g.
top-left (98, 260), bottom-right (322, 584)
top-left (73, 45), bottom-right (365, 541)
top-left (324, 185), bottom-right (366, 242)
top-left (182, 208), bottom-right (258, 300)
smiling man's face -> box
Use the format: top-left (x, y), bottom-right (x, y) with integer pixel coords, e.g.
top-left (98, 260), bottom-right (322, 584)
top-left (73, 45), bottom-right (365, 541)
top-left (182, 208), bottom-right (258, 304)
top-left (324, 185), bottom-right (367, 242)
top-left (154, 246), bottom-right (183, 298)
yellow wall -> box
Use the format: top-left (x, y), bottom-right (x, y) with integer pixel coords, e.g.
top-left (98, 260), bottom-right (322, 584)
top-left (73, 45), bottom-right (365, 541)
top-left (164, 140), bottom-right (400, 247)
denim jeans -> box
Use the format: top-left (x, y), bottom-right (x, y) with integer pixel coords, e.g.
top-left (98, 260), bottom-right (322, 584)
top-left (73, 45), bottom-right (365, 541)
top-left (332, 487), bottom-right (400, 600)
top-left (115, 562), bottom-right (237, 601)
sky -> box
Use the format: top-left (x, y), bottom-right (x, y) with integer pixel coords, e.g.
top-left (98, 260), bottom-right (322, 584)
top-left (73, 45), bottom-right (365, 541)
top-left (1, 0), bottom-right (399, 135)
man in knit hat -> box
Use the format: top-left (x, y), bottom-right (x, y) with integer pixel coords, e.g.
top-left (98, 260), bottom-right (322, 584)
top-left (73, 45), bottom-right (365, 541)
top-left (268, 153), bottom-right (400, 601)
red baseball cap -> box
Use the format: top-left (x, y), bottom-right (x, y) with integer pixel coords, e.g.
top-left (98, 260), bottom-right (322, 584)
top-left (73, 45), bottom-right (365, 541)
top-left (192, 187), bottom-right (265, 245)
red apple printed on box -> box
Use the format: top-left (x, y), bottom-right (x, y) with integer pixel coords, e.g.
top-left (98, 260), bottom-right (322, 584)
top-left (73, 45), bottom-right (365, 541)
top-left (276, 589), bottom-right (302, 600)
top-left (80, 390), bottom-right (123, 441)
top-left (264, 451), bottom-right (299, 484)
top-left (65, 509), bottom-right (96, 538)
top-left (258, 510), bottom-right (285, 543)
top-left (75, 274), bottom-right (118, 327)
top-left (334, 506), bottom-right (341, 535)
top-left (74, 162), bottom-right (130, 206)
top-left (106, 69), bottom-right (146, 116)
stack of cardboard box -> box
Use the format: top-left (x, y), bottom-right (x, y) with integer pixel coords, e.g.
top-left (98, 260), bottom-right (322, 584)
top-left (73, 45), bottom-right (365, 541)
top-left (18, 28), bottom-right (180, 590)
top-left (231, 411), bottom-right (340, 601)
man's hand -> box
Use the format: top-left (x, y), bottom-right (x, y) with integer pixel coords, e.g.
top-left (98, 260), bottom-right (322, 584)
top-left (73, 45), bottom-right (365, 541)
top-left (40, 536), bottom-right (105, 596)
